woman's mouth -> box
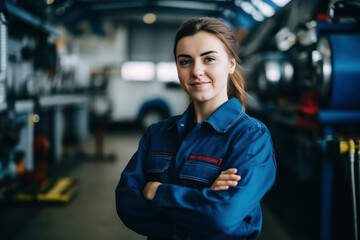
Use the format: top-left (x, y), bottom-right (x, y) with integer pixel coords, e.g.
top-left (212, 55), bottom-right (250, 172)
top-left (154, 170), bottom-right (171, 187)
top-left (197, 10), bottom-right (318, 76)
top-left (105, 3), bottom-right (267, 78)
top-left (190, 81), bottom-right (211, 88)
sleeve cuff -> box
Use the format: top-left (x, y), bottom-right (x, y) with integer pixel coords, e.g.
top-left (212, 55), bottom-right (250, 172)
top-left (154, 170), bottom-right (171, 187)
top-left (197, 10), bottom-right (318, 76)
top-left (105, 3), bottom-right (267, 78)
top-left (152, 183), bottom-right (167, 208)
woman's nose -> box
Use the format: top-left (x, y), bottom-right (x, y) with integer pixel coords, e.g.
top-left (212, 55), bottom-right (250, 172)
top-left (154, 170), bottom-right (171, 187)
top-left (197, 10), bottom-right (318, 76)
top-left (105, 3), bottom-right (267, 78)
top-left (191, 61), bottom-right (204, 78)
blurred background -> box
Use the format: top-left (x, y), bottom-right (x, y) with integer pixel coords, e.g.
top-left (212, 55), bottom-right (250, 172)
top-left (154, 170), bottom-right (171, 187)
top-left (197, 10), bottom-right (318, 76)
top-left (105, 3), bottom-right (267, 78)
top-left (0, 0), bottom-right (359, 239)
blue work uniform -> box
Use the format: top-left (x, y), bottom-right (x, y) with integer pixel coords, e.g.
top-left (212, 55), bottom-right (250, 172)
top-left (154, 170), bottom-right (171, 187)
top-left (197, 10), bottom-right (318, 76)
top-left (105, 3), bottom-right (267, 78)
top-left (115, 98), bottom-right (277, 240)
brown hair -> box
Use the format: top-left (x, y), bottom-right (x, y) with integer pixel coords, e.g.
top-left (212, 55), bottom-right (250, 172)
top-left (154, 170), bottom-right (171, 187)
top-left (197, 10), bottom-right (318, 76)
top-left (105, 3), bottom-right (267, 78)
top-left (173, 17), bottom-right (246, 107)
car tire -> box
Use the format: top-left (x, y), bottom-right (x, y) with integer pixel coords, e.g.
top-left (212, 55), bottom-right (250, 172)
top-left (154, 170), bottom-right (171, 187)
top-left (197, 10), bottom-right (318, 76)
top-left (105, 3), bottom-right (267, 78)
top-left (139, 108), bottom-right (167, 130)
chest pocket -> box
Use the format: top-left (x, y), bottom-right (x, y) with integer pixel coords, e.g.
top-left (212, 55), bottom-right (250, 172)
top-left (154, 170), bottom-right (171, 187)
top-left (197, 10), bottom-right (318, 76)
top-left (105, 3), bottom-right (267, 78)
top-left (179, 154), bottom-right (222, 189)
top-left (145, 152), bottom-right (172, 183)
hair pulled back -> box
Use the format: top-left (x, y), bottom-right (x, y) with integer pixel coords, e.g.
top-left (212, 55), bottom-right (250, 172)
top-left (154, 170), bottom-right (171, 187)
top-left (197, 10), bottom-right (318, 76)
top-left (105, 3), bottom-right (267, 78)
top-left (173, 17), bottom-right (246, 107)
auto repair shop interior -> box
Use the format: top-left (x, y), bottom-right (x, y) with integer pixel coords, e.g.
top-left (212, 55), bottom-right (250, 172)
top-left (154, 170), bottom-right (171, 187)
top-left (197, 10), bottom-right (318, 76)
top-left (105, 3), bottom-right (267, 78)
top-left (0, 0), bottom-right (360, 240)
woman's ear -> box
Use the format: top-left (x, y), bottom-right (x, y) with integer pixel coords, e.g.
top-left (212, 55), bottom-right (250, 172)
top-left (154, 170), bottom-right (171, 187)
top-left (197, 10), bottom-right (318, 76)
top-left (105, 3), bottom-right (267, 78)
top-left (229, 58), bottom-right (236, 74)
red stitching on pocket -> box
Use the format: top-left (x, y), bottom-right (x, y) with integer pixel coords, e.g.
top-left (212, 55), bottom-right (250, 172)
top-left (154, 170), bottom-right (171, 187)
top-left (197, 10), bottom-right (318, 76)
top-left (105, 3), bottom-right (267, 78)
top-left (190, 154), bottom-right (223, 166)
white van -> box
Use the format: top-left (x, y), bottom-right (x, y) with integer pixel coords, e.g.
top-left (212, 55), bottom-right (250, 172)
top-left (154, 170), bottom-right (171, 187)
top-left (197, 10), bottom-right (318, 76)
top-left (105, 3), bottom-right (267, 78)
top-left (90, 62), bottom-right (189, 129)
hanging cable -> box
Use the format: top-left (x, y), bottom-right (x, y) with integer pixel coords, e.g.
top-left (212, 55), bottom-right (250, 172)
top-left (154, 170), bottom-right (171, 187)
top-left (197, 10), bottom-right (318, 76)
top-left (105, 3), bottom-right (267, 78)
top-left (341, 139), bottom-right (358, 240)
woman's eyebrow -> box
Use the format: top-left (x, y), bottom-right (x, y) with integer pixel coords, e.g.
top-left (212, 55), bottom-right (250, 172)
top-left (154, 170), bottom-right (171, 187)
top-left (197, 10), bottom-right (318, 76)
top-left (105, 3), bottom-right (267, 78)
top-left (200, 50), bottom-right (218, 56)
top-left (177, 54), bottom-right (191, 59)
top-left (177, 50), bottom-right (219, 59)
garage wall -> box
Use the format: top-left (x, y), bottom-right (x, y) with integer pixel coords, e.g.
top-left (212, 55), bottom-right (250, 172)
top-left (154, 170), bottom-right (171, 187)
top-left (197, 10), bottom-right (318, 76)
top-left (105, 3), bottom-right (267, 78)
top-left (128, 24), bottom-right (179, 62)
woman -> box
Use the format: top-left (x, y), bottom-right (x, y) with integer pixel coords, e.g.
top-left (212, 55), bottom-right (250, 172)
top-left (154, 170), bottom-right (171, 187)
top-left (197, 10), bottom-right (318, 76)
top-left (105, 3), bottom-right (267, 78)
top-left (115, 17), bottom-right (276, 240)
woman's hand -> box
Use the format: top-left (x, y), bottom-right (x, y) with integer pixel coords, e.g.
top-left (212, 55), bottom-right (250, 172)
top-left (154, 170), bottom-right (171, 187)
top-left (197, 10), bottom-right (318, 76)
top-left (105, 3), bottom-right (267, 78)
top-left (143, 181), bottom-right (162, 200)
top-left (211, 168), bottom-right (241, 191)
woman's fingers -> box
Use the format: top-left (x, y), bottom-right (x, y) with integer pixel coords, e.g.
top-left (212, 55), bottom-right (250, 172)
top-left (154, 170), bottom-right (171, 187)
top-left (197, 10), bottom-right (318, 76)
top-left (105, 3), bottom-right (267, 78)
top-left (143, 181), bottom-right (162, 200)
top-left (216, 169), bottom-right (241, 181)
top-left (217, 173), bottom-right (241, 181)
top-left (211, 168), bottom-right (241, 190)
top-left (213, 179), bottom-right (240, 187)
top-left (211, 185), bottom-right (230, 191)
top-left (214, 179), bottom-right (240, 186)
top-left (222, 168), bottom-right (238, 174)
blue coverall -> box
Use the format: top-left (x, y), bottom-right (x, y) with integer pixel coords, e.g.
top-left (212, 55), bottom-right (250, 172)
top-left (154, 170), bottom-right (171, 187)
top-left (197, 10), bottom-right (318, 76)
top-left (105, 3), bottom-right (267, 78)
top-left (115, 98), bottom-right (277, 239)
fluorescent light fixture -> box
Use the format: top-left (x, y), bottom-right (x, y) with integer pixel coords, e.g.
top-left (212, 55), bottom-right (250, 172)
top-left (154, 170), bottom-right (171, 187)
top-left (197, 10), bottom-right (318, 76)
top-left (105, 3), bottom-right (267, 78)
top-left (271, 0), bottom-right (291, 7)
top-left (157, 62), bottom-right (178, 82)
top-left (251, 0), bottom-right (275, 17)
top-left (122, 62), bottom-right (155, 81)
top-left (240, 1), bottom-right (254, 13)
top-left (251, 9), bottom-right (265, 21)
top-left (240, 1), bottom-right (265, 21)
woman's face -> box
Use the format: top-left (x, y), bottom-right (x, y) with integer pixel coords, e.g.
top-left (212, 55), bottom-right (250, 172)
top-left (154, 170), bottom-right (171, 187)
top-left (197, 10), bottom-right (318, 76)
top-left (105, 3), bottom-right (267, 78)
top-left (176, 31), bottom-right (235, 105)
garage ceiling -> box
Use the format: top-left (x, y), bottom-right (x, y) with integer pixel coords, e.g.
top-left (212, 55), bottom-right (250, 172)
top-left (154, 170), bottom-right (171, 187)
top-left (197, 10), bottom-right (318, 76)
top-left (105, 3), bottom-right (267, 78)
top-left (4, 0), bottom-right (330, 55)
top-left (5, 0), bottom-right (294, 34)
top-left (46, 0), bottom-right (232, 30)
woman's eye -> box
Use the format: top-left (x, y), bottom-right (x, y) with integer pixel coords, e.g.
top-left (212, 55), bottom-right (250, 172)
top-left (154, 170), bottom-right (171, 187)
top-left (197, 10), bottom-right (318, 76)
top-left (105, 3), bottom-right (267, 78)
top-left (205, 57), bottom-right (215, 63)
top-left (179, 59), bottom-right (192, 65)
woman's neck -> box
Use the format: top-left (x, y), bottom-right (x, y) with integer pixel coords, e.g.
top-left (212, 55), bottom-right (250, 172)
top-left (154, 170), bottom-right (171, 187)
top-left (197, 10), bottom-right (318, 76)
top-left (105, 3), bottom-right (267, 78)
top-left (193, 97), bottom-right (228, 122)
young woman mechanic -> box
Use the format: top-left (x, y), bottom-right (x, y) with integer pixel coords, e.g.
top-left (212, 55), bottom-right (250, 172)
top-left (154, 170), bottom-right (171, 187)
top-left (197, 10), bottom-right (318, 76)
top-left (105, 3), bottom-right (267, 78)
top-left (116, 17), bottom-right (277, 240)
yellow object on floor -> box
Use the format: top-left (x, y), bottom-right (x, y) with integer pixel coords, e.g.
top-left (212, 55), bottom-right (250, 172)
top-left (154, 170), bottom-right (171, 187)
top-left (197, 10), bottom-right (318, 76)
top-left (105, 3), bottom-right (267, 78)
top-left (17, 177), bottom-right (79, 203)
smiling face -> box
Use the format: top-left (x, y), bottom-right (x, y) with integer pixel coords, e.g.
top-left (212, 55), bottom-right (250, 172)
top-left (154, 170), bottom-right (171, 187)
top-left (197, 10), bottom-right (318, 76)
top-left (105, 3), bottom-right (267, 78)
top-left (175, 31), bottom-right (236, 106)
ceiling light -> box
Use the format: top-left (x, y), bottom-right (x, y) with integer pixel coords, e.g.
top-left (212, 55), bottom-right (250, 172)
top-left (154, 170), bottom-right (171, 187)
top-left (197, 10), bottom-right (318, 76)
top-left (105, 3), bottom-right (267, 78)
top-left (271, 0), bottom-right (291, 7)
top-left (143, 13), bottom-right (157, 24)
top-left (240, 1), bottom-right (254, 13)
top-left (240, 2), bottom-right (265, 21)
top-left (251, 0), bottom-right (275, 17)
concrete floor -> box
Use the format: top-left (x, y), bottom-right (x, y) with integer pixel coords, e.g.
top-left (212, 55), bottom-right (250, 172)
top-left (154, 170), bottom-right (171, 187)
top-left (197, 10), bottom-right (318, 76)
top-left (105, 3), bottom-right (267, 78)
top-left (2, 128), bottom-right (293, 240)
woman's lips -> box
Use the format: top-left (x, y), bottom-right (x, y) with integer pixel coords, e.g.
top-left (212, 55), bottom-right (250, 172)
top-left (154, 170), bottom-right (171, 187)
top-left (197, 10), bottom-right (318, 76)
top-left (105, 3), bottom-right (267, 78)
top-left (190, 81), bottom-right (211, 88)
